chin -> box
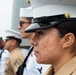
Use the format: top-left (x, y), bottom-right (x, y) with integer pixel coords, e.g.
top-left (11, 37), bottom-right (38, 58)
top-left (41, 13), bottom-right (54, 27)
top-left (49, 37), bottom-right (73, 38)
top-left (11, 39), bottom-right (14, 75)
top-left (21, 35), bottom-right (25, 38)
top-left (36, 59), bottom-right (43, 64)
top-left (36, 59), bottom-right (47, 64)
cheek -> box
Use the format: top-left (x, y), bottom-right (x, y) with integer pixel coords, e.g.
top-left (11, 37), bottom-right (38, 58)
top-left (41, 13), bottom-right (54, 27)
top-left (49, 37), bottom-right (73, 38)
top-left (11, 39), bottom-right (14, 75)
top-left (42, 40), bottom-right (49, 51)
top-left (39, 36), bottom-right (51, 58)
top-left (20, 25), bottom-right (28, 31)
top-left (23, 25), bottom-right (29, 30)
top-left (38, 40), bottom-right (51, 64)
top-left (40, 35), bottom-right (53, 52)
top-left (5, 43), bottom-right (9, 48)
top-left (39, 35), bottom-right (61, 60)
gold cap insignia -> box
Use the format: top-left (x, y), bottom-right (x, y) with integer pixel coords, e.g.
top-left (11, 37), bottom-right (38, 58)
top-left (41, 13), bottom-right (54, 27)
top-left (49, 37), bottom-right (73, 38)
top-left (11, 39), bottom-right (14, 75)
top-left (26, 0), bottom-right (30, 4)
top-left (65, 13), bottom-right (70, 18)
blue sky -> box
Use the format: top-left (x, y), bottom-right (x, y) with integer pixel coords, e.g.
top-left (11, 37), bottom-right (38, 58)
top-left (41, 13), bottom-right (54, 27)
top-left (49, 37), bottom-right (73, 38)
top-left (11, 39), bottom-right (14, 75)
top-left (0, 0), bottom-right (13, 39)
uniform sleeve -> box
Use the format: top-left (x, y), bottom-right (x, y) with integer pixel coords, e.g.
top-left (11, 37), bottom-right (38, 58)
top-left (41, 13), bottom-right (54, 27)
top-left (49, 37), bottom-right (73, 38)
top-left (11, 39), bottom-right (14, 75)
top-left (10, 57), bottom-right (23, 74)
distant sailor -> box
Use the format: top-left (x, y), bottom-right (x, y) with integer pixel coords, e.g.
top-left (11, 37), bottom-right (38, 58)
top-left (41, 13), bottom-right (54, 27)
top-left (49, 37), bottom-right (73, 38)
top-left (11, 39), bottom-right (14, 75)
top-left (4, 29), bottom-right (24, 75)
top-left (24, 0), bottom-right (76, 75)
top-left (17, 7), bottom-right (50, 75)
top-left (0, 37), bottom-right (10, 75)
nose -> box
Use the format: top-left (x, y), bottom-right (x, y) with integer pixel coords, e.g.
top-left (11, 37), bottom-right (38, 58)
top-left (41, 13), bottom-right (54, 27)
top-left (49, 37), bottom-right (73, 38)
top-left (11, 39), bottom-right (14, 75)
top-left (18, 24), bottom-right (21, 30)
top-left (30, 37), bottom-right (38, 46)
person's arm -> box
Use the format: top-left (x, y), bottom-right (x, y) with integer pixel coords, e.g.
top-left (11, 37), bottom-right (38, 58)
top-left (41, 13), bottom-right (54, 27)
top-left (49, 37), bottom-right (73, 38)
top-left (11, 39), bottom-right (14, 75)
top-left (10, 52), bottom-right (24, 75)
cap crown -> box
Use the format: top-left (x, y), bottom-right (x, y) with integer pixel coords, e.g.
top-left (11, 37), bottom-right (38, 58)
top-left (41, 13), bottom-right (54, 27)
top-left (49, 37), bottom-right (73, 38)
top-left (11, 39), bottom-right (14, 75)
top-left (20, 7), bottom-right (33, 18)
top-left (24, 0), bottom-right (76, 32)
top-left (5, 29), bottom-right (21, 40)
top-left (30, 0), bottom-right (76, 18)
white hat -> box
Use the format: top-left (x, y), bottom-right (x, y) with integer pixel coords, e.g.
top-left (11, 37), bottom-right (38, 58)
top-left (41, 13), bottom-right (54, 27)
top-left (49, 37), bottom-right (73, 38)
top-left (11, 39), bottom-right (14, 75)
top-left (5, 29), bottom-right (22, 40)
top-left (19, 7), bottom-right (33, 18)
top-left (30, 0), bottom-right (76, 18)
top-left (24, 0), bottom-right (76, 32)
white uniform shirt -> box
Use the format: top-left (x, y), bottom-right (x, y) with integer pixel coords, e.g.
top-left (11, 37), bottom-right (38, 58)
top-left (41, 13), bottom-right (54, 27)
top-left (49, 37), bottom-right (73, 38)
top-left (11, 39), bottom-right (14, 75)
top-left (0, 49), bottom-right (10, 75)
top-left (0, 50), bottom-right (2, 53)
top-left (23, 52), bottom-right (50, 75)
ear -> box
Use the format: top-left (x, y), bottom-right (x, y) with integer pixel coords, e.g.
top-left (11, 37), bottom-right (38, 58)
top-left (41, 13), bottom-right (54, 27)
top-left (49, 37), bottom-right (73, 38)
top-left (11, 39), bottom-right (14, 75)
top-left (12, 40), bottom-right (16, 46)
top-left (63, 33), bottom-right (75, 48)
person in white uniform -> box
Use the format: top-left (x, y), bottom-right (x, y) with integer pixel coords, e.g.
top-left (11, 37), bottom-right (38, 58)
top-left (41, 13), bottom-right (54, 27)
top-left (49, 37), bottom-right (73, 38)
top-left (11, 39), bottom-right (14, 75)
top-left (0, 37), bottom-right (10, 75)
top-left (17, 7), bottom-right (50, 75)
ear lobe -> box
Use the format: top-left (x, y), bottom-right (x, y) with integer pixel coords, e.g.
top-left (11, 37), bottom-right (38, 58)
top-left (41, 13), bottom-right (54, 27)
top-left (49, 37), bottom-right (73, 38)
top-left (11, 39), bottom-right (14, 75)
top-left (63, 33), bottom-right (75, 48)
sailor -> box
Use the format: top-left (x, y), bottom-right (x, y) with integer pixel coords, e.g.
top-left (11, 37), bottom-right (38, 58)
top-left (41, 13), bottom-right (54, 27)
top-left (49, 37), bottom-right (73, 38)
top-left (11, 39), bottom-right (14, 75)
top-left (24, 0), bottom-right (76, 75)
top-left (4, 29), bottom-right (24, 75)
top-left (0, 37), bottom-right (10, 75)
top-left (17, 7), bottom-right (50, 75)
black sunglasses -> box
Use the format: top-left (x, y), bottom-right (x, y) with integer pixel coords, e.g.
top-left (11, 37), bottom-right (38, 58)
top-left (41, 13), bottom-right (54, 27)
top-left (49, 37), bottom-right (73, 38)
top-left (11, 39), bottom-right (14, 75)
top-left (19, 21), bottom-right (31, 27)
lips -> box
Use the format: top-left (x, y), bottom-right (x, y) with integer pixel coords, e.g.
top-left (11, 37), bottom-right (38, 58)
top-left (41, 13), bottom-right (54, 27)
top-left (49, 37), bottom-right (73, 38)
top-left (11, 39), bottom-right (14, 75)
top-left (34, 50), bottom-right (39, 56)
top-left (34, 50), bottom-right (39, 53)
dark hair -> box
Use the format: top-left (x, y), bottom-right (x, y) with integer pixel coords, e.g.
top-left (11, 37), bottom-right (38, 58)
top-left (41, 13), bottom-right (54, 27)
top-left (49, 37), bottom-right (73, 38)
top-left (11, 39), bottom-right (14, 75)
top-left (54, 21), bottom-right (76, 38)
top-left (0, 37), bottom-right (2, 40)
top-left (6, 36), bottom-right (22, 45)
top-left (14, 38), bottom-right (22, 45)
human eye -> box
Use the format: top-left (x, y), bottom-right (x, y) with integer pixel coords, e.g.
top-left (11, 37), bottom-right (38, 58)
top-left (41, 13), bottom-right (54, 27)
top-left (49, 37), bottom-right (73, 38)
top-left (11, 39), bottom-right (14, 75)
top-left (36, 30), bottom-right (44, 35)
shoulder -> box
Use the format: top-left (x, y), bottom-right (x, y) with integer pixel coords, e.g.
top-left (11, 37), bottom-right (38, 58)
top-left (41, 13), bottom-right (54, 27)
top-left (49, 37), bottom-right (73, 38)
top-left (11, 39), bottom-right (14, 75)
top-left (9, 48), bottom-right (24, 63)
top-left (2, 49), bottom-right (10, 57)
top-left (11, 48), bottom-right (24, 58)
top-left (9, 49), bottom-right (24, 69)
top-left (4, 49), bottom-right (10, 54)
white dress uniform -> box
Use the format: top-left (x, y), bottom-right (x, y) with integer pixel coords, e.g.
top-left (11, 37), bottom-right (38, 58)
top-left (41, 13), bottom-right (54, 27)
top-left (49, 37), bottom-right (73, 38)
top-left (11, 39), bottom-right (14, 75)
top-left (0, 49), bottom-right (10, 75)
top-left (0, 50), bottom-right (2, 53)
top-left (19, 7), bottom-right (50, 75)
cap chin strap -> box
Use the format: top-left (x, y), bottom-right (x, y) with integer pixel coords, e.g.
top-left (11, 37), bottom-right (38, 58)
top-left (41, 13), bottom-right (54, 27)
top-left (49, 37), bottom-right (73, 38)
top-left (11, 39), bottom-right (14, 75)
top-left (33, 14), bottom-right (70, 23)
top-left (32, 14), bottom-right (76, 27)
top-left (24, 13), bottom-right (76, 33)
